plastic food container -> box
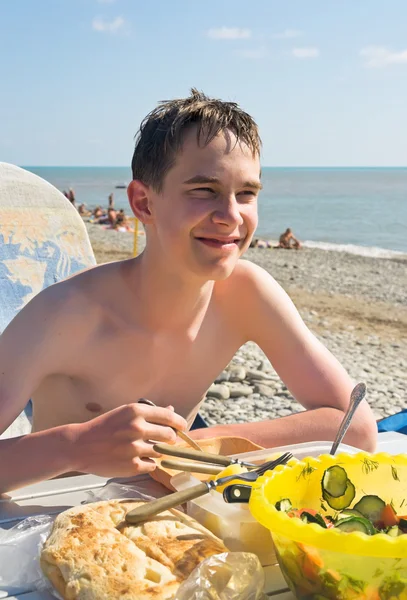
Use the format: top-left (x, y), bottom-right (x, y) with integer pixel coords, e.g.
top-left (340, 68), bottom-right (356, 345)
top-left (250, 452), bottom-right (407, 599)
top-left (170, 440), bottom-right (359, 566)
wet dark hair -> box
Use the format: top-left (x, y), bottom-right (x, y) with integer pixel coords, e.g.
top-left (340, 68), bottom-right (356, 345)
top-left (131, 88), bottom-right (261, 191)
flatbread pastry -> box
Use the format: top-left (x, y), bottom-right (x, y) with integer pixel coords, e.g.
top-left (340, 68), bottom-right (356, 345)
top-left (40, 499), bottom-right (227, 600)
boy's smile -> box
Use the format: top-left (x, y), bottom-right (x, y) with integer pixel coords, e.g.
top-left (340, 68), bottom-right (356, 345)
top-left (194, 235), bottom-right (242, 250)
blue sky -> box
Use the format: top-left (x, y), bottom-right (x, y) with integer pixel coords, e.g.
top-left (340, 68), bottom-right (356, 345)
top-left (1, 0), bottom-right (407, 167)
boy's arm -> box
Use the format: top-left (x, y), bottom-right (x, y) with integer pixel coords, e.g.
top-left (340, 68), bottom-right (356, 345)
top-left (195, 262), bottom-right (377, 450)
top-left (0, 289), bottom-right (80, 490)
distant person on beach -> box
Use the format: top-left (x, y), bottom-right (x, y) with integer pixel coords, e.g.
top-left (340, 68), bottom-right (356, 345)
top-left (92, 206), bottom-right (105, 219)
top-left (108, 193), bottom-right (115, 209)
top-left (107, 207), bottom-right (117, 226)
top-left (78, 203), bottom-right (91, 217)
top-left (0, 89), bottom-right (376, 492)
top-left (67, 188), bottom-right (76, 207)
top-left (250, 238), bottom-right (272, 248)
top-left (115, 209), bottom-right (132, 232)
top-left (276, 228), bottom-right (302, 249)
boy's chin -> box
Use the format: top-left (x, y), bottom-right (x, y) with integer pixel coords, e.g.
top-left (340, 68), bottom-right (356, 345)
top-left (194, 259), bottom-right (238, 281)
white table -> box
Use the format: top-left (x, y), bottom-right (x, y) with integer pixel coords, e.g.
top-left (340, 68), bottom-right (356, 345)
top-left (1, 432), bottom-right (406, 599)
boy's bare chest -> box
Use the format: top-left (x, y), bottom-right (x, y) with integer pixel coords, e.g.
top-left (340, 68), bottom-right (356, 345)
top-left (85, 326), bottom-right (239, 403)
top-left (34, 319), bottom-right (243, 428)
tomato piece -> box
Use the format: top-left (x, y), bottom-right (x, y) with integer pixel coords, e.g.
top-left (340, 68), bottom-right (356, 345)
top-left (381, 504), bottom-right (399, 527)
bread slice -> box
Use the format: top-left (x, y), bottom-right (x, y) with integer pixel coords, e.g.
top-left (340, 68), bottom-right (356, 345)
top-left (40, 499), bottom-right (227, 600)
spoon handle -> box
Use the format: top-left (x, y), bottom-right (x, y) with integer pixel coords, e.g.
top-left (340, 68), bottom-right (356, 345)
top-left (330, 382), bottom-right (367, 455)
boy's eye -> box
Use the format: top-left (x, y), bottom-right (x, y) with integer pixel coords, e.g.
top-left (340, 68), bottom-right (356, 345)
top-left (239, 190), bottom-right (257, 199)
top-left (193, 187), bottom-right (215, 193)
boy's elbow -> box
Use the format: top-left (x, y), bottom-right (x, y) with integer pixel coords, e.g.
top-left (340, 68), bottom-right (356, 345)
top-left (348, 404), bottom-right (378, 453)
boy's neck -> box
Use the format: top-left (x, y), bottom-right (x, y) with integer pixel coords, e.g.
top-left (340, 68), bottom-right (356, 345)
top-left (129, 249), bottom-right (216, 332)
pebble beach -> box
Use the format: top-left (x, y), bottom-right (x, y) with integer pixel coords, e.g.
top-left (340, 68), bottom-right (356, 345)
top-left (86, 222), bottom-right (407, 425)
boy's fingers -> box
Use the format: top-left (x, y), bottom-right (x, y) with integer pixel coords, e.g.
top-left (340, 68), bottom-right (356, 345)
top-left (137, 404), bottom-right (187, 431)
top-left (142, 424), bottom-right (177, 445)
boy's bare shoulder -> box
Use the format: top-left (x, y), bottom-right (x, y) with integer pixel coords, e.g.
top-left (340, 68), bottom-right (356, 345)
top-left (220, 259), bottom-right (278, 296)
top-left (215, 259), bottom-right (292, 328)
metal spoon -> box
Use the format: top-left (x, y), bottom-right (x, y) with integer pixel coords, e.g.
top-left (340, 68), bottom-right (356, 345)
top-left (330, 382), bottom-right (367, 455)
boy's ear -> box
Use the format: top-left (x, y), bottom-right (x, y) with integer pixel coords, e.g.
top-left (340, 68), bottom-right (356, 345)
top-left (127, 180), bottom-right (154, 224)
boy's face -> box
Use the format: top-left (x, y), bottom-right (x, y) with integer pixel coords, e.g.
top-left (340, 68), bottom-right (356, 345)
top-left (138, 126), bottom-right (261, 280)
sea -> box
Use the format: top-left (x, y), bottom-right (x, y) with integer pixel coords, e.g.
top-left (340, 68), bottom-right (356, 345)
top-left (24, 166), bottom-right (407, 258)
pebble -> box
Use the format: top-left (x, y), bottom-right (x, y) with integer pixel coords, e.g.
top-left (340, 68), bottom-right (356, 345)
top-left (246, 369), bottom-right (274, 381)
top-left (227, 383), bottom-right (253, 398)
top-left (253, 383), bottom-right (274, 397)
top-left (206, 384), bottom-right (230, 400)
top-left (228, 366), bottom-right (247, 382)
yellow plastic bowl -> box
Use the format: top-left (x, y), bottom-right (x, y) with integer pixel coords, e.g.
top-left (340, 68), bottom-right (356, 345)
top-left (250, 453), bottom-right (407, 599)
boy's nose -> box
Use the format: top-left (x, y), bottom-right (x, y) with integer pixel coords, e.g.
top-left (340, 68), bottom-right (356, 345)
top-left (212, 196), bottom-right (243, 226)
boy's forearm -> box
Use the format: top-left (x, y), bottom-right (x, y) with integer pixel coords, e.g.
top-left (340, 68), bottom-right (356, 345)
top-left (0, 425), bottom-right (78, 494)
top-left (191, 406), bottom-right (377, 452)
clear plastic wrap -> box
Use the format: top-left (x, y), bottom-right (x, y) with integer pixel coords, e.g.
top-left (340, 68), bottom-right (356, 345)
top-left (0, 484), bottom-right (266, 600)
top-left (175, 552), bottom-right (267, 600)
top-left (0, 514), bottom-right (54, 596)
top-left (84, 481), bottom-right (157, 504)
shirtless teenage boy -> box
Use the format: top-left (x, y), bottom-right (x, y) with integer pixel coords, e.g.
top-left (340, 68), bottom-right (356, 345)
top-left (0, 90), bottom-right (377, 493)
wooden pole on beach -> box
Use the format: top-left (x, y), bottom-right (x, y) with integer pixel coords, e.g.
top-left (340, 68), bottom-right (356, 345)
top-left (133, 217), bottom-right (139, 257)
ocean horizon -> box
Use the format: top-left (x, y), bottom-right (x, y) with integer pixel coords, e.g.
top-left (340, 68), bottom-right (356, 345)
top-left (23, 166), bottom-right (407, 258)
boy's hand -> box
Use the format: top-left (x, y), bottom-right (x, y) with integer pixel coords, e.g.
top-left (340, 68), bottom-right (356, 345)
top-left (70, 403), bottom-right (187, 477)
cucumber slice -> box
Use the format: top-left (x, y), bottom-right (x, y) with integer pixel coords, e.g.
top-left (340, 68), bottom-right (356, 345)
top-left (353, 495), bottom-right (386, 524)
top-left (399, 518), bottom-right (407, 530)
top-left (300, 511), bottom-right (327, 528)
top-left (335, 516), bottom-right (375, 535)
top-left (275, 498), bottom-right (292, 512)
top-left (322, 480), bottom-right (356, 510)
top-left (322, 465), bottom-right (348, 498)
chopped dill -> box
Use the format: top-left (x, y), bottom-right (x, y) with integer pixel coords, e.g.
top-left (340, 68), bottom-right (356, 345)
top-left (296, 463), bottom-right (317, 481)
top-left (391, 465), bottom-right (400, 481)
top-left (361, 457), bottom-right (379, 475)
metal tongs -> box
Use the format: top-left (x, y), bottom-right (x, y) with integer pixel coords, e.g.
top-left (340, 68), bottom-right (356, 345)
top-left (153, 442), bottom-right (257, 472)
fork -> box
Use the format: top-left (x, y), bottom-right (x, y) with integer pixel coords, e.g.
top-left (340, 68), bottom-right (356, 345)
top-left (125, 451), bottom-right (292, 524)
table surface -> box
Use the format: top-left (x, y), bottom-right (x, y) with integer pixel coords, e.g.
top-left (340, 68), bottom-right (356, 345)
top-left (1, 431), bottom-right (406, 599)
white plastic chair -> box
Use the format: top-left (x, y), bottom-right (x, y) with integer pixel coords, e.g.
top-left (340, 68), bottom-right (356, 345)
top-left (0, 163), bottom-right (96, 438)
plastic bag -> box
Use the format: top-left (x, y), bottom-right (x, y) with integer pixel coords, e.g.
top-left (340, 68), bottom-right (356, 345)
top-left (175, 552), bottom-right (267, 600)
top-left (84, 481), bottom-right (158, 504)
top-left (0, 484), bottom-right (265, 600)
top-left (0, 514), bottom-right (54, 596)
